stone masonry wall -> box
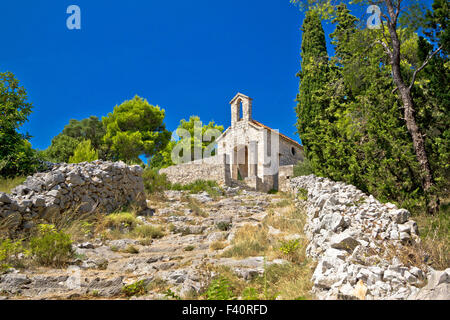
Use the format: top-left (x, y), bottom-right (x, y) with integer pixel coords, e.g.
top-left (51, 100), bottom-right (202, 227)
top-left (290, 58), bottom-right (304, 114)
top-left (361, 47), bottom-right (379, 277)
top-left (0, 161), bottom-right (147, 236)
top-left (160, 155), bottom-right (230, 186)
top-left (288, 175), bottom-right (450, 300)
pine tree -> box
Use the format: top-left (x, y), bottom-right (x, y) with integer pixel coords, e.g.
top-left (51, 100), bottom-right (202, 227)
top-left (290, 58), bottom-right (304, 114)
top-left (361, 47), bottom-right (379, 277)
top-left (69, 140), bottom-right (99, 164)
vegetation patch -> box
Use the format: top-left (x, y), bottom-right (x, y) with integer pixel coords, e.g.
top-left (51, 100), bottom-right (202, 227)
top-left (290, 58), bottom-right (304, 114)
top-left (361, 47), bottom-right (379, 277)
top-left (216, 222), bottom-right (231, 231)
top-left (0, 177), bottom-right (26, 194)
top-left (172, 180), bottom-right (222, 197)
top-left (0, 238), bottom-right (29, 273)
top-left (122, 280), bottom-right (147, 297)
top-left (210, 241), bottom-right (227, 251)
top-left (133, 224), bottom-right (164, 239)
top-left (221, 225), bottom-right (270, 258)
top-left (30, 224), bottom-right (74, 267)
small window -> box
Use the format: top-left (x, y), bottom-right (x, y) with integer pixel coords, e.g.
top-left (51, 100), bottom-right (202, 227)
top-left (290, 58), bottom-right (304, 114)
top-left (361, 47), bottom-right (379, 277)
top-left (291, 147), bottom-right (296, 156)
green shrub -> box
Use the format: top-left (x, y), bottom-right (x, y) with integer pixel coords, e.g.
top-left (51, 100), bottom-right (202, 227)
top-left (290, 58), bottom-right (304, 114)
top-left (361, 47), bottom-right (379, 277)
top-left (142, 168), bottom-right (171, 194)
top-left (0, 238), bottom-right (29, 272)
top-left (297, 188), bottom-right (308, 201)
top-left (30, 224), bottom-right (73, 267)
top-left (164, 288), bottom-right (181, 300)
top-left (104, 212), bottom-right (138, 230)
top-left (293, 159), bottom-right (314, 177)
top-left (279, 239), bottom-right (301, 255)
top-left (242, 287), bottom-right (259, 300)
top-left (216, 222), bottom-right (231, 231)
top-left (184, 245), bottom-right (195, 251)
top-left (204, 277), bottom-right (235, 300)
top-left (122, 280), bottom-right (147, 297)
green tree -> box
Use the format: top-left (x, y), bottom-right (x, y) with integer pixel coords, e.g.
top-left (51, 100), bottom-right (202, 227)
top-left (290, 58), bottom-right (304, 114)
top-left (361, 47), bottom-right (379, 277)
top-left (41, 134), bottom-right (80, 163)
top-left (0, 72), bottom-right (39, 177)
top-left (102, 96), bottom-right (171, 164)
top-left (150, 116), bottom-right (224, 169)
top-left (62, 116), bottom-right (105, 151)
top-left (69, 140), bottom-right (99, 163)
top-left (42, 115), bottom-right (108, 163)
top-left (291, 0), bottom-right (449, 213)
top-left (291, 3), bottom-right (430, 211)
top-left (295, 9), bottom-right (330, 171)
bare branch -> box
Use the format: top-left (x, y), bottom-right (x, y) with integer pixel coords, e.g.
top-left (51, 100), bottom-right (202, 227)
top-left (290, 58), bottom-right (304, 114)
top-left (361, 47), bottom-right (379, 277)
top-left (375, 40), bottom-right (392, 59)
top-left (395, 0), bottom-right (402, 21)
top-left (408, 45), bottom-right (443, 91)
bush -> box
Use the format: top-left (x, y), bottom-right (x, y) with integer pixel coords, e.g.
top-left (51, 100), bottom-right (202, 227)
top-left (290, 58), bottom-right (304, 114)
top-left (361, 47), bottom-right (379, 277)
top-left (293, 159), bottom-right (314, 177)
top-left (216, 222), bottom-right (231, 231)
top-left (142, 168), bottom-right (171, 194)
top-left (104, 212), bottom-right (138, 230)
top-left (204, 277), bottom-right (235, 300)
top-left (279, 239), bottom-right (301, 255)
top-left (30, 224), bottom-right (73, 267)
top-left (122, 280), bottom-right (147, 297)
top-left (0, 238), bottom-right (29, 272)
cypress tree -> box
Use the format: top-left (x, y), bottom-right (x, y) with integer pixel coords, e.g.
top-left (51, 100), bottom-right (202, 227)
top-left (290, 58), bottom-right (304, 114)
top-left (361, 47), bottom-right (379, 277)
top-left (295, 9), bottom-right (329, 170)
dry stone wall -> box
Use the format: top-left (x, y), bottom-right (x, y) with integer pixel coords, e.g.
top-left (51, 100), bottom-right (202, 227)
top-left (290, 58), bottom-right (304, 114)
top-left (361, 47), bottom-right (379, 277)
top-left (0, 161), bottom-right (147, 235)
top-left (160, 155), bottom-right (230, 186)
top-left (288, 175), bottom-right (450, 300)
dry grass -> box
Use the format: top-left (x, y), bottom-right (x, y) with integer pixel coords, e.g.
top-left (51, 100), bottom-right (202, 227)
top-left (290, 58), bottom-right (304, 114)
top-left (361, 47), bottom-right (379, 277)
top-left (210, 241), bottom-right (227, 251)
top-left (202, 258), bottom-right (315, 300)
top-left (412, 204), bottom-right (450, 270)
top-left (0, 176), bottom-right (26, 194)
top-left (133, 224), bottom-right (165, 239)
top-left (183, 196), bottom-right (208, 218)
top-left (213, 195), bottom-right (315, 300)
top-left (221, 224), bottom-right (271, 258)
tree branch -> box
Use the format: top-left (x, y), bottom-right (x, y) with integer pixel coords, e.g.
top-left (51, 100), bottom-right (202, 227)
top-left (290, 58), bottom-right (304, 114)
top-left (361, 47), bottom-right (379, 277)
top-left (394, 0), bottom-right (402, 22)
top-left (375, 40), bottom-right (392, 59)
top-left (408, 45), bottom-right (443, 91)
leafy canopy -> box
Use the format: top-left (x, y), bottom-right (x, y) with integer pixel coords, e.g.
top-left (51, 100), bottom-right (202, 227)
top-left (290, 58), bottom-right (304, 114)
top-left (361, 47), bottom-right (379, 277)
top-left (69, 139), bottom-right (99, 163)
top-left (102, 96), bottom-right (171, 164)
top-left (0, 72), bottom-right (39, 177)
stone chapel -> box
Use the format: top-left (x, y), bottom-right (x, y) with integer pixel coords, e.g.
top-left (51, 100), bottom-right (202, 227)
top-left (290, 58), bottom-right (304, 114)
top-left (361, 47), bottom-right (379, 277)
top-left (160, 93), bottom-right (304, 192)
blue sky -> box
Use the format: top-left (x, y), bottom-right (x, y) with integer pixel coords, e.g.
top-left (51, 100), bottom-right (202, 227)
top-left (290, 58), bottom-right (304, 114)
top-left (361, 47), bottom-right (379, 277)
top-left (0, 0), bottom-right (434, 152)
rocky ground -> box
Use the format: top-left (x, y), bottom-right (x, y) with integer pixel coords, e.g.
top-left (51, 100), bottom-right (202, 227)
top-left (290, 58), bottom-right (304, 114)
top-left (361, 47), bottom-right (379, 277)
top-left (0, 187), bottom-right (302, 300)
top-left (1, 176), bottom-right (448, 300)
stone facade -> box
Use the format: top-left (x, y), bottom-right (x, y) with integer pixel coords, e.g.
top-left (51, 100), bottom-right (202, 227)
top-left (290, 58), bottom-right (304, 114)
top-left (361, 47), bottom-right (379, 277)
top-left (161, 93), bottom-right (304, 191)
top-left (0, 161), bottom-right (147, 236)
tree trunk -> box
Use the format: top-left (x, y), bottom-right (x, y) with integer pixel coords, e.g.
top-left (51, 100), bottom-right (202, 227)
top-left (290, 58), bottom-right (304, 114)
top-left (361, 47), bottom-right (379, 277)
top-left (384, 0), bottom-right (437, 213)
